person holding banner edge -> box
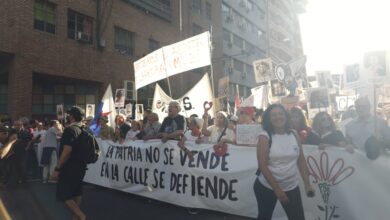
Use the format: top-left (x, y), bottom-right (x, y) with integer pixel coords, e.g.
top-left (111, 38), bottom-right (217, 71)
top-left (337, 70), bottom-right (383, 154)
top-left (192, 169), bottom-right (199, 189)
top-left (158, 101), bottom-right (186, 142)
top-left (254, 104), bottom-right (314, 220)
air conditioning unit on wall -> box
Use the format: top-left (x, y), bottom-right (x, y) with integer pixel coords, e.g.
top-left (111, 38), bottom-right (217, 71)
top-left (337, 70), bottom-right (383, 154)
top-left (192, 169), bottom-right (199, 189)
top-left (77, 32), bottom-right (90, 42)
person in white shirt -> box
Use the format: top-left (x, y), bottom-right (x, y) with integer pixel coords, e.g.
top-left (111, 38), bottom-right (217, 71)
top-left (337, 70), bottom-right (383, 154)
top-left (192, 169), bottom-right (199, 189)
top-left (177, 117), bottom-right (204, 161)
top-left (199, 111), bottom-right (235, 144)
top-left (254, 104), bottom-right (314, 220)
top-left (125, 120), bottom-right (141, 141)
top-left (40, 120), bottom-right (61, 183)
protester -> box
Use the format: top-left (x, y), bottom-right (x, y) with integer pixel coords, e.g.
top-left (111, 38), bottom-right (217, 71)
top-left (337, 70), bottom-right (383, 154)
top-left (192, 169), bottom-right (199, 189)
top-left (32, 121), bottom-right (47, 178)
top-left (338, 106), bottom-right (357, 136)
top-left (312, 112), bottom-right (354, 153)
top-left (238, 106), bottom-right (256, 124)
top-left (0, 125), bottom-right (14, 185)
top-left (98, 115), bottom-right (115, 141)
top-left (345, 96), bottom-right (390, 154)
top-left (255, 108), bottom-right (264, 124)
top-left (142, 108), bottom-right (152, 127)
top-left (13, 120), bottom-right (33, 182)
top-left (158, 101), bottom-right (186, 142)
top-left (83, 116), bottom-right (94, 129)
top-left (140, 113), bottom-right (161, 140)
top-left (290, 106), bottom-right (321, 145)
top-left (40, 120), bottom-right (62, 183)
top-left (114, 114), bottom-right (131, 143)
top-left (177, 117), bottom-right (203, 161)
top-left (254, 104), bottom-right (314, 220)
top-left (51, 106), bottom-right (88, 220)
top-left (228, 115), bottom-right (238, 133)
top-left (125, 120), bottom-right (141, 141)
top-left (199, 111), bottom-right (235, 144)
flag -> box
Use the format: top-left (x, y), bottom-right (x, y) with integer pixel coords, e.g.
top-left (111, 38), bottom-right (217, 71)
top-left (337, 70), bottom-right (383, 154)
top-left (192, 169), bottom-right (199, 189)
top-left (90, 84), bottom-right (116, 136)
top-left (241, 95), bottom-right (254, 107)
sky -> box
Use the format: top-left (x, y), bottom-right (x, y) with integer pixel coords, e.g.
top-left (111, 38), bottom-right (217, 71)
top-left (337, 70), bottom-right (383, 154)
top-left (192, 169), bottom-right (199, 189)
top-left (299, 0), bottom-right (390, 75)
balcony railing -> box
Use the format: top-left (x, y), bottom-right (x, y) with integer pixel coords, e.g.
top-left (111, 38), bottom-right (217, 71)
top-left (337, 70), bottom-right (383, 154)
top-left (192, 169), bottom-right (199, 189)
top-left (123, 0), bottom-right (172, 22)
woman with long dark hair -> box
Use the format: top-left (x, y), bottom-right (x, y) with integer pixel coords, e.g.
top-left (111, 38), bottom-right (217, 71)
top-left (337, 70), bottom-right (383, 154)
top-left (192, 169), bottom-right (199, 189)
top-left (312, 112), bottom-right (354, 153)
top-left (254, 104), bottom-right (314, 220)
top-left (290, 106), bottom-right (320, 145)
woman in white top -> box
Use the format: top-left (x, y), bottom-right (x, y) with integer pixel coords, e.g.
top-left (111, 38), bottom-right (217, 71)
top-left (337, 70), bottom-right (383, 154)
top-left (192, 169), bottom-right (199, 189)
top-left (177, 117), bottom-right (204, 161)
top-left (198, 111), bottom-right (235, 144)
top-left (254, 104), bottom-right (314, 220)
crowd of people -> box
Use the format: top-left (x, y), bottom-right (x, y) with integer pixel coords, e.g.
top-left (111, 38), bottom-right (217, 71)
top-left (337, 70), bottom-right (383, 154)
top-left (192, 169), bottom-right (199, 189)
top-left (0, 96), bottom-right (389, 220)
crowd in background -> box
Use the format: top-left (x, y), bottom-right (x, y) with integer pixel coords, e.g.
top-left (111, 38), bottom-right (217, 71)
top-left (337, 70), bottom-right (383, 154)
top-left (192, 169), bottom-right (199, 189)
top-left (0, 96), bottom-right (389, 190)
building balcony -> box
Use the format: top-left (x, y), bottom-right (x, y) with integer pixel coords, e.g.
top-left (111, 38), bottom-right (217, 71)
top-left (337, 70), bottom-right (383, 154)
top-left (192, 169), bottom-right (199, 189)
top-left (123, 0), bottom-right (172, 21)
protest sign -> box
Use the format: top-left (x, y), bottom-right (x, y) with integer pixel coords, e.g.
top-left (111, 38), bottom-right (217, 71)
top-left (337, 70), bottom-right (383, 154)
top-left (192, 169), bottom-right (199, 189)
top-left (235, 124), bottom-right (263, 145)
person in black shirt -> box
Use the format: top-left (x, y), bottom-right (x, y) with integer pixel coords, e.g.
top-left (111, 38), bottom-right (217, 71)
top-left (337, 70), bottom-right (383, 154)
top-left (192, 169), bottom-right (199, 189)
top-left (158, 101), bottom-right (186, 142)
top-left (312, 112), bottom-right (354, 153)
top-left (51, 106), bottom-right (87, 220)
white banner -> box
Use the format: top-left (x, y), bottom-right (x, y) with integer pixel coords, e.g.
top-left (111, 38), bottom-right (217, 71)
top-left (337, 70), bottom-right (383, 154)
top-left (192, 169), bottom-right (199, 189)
top-left (134, 49), bottom-right (167, 90)
top-left (164, 32), bottom-right (211, 77)
top-left (134, 32), bottom-right (211, 90)
top-left (152, 74), bottom-right (215, 121)
top-left (84, 141), bottom-right (390, 220)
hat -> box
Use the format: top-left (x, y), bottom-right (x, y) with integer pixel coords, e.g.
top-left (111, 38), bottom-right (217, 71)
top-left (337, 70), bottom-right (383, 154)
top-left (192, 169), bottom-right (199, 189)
top-left (66, 106), bottom-right (85, 119)
top-left (240, 106), bottom-right (255, 116)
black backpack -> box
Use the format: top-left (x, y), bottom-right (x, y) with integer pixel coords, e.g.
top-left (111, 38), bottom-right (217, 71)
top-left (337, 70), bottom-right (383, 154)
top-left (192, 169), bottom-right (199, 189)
top-left (74, 125), bottom-right (100, 164)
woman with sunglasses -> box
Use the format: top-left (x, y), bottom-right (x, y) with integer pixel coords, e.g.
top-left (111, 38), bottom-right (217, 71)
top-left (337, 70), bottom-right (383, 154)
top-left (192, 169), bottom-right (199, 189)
top-left (312, 112), bottom-right (354, 153)
top-left (254, 104), bottom-right (314, 220)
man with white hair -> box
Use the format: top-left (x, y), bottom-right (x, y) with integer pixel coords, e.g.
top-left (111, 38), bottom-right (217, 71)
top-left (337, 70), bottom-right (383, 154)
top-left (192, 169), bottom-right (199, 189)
top-left (158, 101), bottom-right (186, 142)
top-left (345, 96), bottom-right (390, 153)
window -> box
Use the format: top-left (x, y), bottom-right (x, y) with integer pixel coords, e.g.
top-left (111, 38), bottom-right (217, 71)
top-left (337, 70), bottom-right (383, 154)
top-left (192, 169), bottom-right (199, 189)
top-left (114, 27), bottom-right (134, 56)
top-left (192, 0), bottom-right (202, 15)
top-left (233, 34), bottom-right (243, 49)
top-left (222, 3), bottom-right (229, 14)
top-left (149, 39), bottom-right (160, 52)
top-left (34, 0), bottom-right (56, 34)
top-left (157, 0), bottom-right (171, 8)
top-left (233, 59), bottom-right (244, 72)
top-left (223, 29), bottom-right (231, 43)
top-left (0, 84), bottom-right (7, 113)
top-left (192, 23), bottom-right (202, 36)
top-left (67, 10), bottom-right (93, 43)
top-left (205, 2), bottom-right (212, 20)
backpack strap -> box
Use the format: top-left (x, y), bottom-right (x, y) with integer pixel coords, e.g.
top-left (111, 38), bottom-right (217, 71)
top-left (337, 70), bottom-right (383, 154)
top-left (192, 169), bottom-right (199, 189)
top-left (256, 131), bottom-right (272, 176)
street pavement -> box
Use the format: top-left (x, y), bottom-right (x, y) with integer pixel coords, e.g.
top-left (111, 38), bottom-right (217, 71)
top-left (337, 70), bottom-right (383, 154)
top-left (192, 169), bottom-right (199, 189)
top-left (1, 181), bottom-right (255, 220)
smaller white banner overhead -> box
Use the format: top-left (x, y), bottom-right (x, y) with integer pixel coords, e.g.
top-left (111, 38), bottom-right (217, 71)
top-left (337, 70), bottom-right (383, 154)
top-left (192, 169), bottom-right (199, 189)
top-left (133, 32), bottom-right (211, 90)
top-left (164, 31), bottom-right (211, 77)
top-left (152, 74), bottom-right (214, 121)
top-left (134, 49), bottom-right (166, 90)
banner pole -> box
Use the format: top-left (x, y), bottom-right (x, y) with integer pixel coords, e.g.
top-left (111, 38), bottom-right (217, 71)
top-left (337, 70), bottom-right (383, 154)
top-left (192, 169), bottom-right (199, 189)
top-left (209, 27), bottom-right (215, 98)
top-left (166, 77), bottom-right (173, 97)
